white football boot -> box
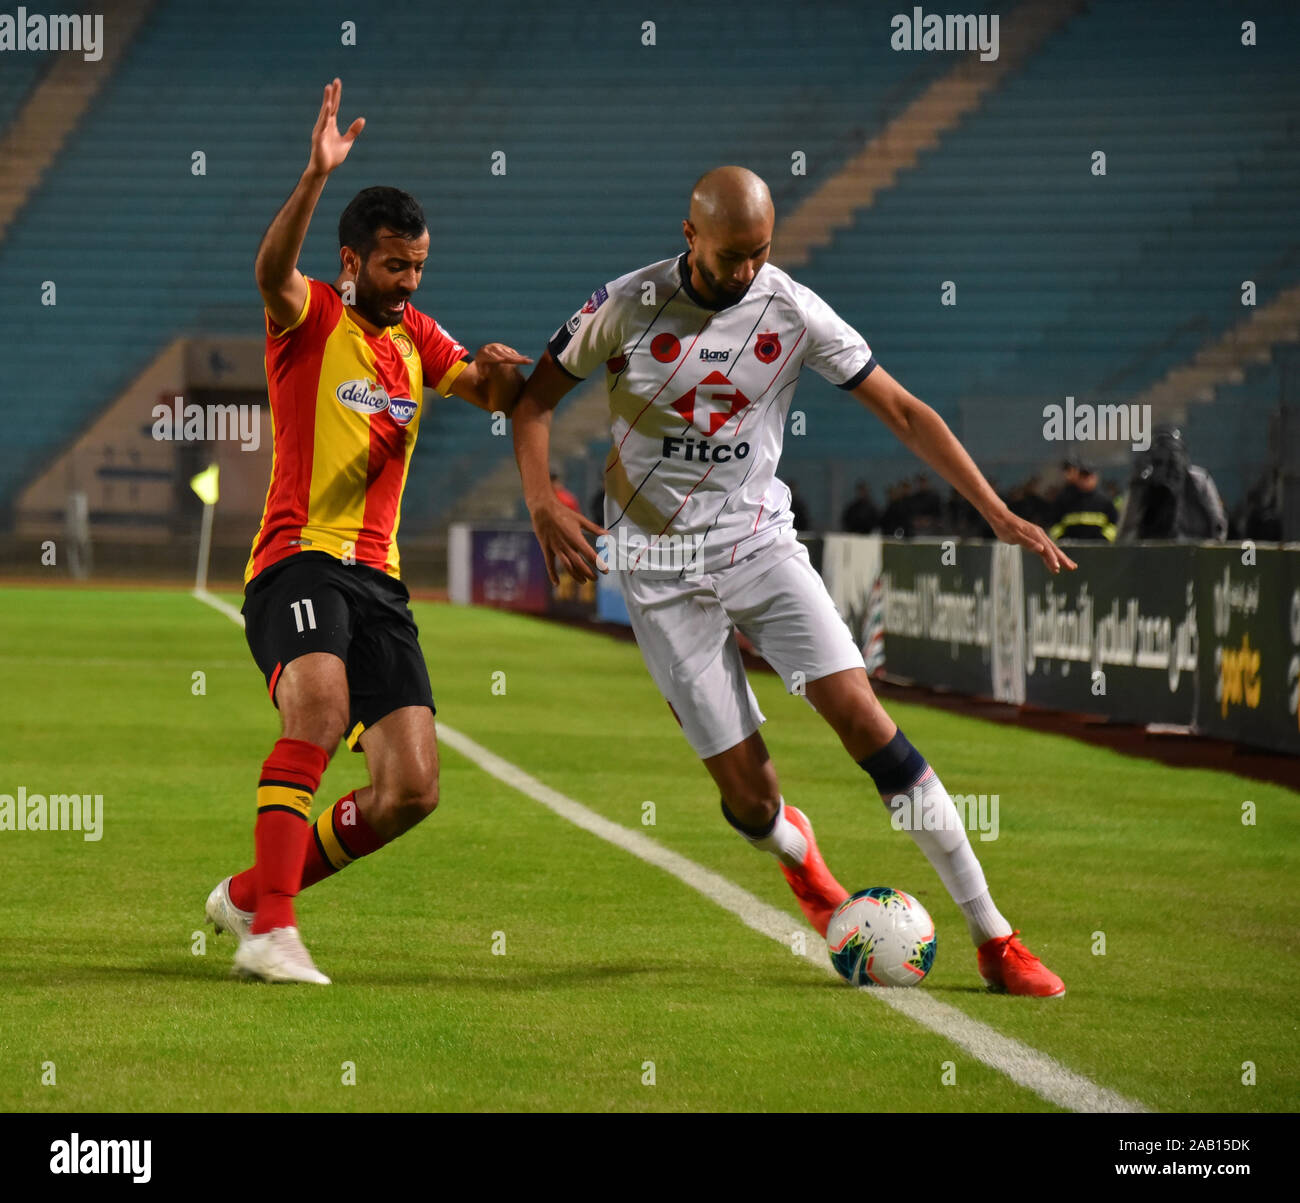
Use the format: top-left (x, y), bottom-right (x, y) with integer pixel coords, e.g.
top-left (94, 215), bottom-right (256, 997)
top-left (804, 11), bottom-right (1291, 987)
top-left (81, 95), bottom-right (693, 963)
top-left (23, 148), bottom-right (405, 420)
top-left (205, 876), bottom-right (254, 942)
top-left (233, 926), bottom-right (331, 985)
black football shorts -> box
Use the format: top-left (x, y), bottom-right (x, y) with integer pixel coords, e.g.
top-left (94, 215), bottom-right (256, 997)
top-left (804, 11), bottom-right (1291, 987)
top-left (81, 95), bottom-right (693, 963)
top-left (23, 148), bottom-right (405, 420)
top-left (242, 551), bottom-right (435, 751)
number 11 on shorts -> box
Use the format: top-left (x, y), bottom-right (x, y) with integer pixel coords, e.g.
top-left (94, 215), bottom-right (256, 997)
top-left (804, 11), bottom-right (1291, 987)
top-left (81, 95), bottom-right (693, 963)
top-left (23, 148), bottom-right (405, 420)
top-left (290, 598), bottom-right (317, 632)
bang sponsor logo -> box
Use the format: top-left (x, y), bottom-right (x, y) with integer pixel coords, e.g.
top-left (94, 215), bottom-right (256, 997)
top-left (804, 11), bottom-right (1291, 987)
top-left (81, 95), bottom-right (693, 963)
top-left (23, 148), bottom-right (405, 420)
top-left (388, 397), bottom-right (418, 426)
top-left (335, 378), bottom-right (390, 415)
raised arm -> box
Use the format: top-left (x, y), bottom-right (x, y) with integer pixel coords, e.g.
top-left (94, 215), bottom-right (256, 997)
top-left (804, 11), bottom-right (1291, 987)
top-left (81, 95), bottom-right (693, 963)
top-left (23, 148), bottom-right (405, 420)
top-left (254, 78), bottom-right (365, 329)
top-left (852, 364), bottom-right (1077, 574)
top-left (512, 352), bottom-right (608, 583)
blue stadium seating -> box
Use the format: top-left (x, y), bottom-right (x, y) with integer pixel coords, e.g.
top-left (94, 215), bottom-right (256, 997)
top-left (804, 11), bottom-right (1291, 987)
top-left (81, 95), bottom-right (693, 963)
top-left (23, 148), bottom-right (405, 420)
top-left (0, 0), bottom-right (947, 522)
top-left (785, 0), bottom-right (1300, 524)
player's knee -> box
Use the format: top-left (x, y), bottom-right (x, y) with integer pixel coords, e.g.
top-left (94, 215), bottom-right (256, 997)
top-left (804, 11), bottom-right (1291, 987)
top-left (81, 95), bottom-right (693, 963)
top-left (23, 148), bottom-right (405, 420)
top-left (381, 772), bottom-right (440, 828)
top-left (282, 706), bottom-right (347, 753)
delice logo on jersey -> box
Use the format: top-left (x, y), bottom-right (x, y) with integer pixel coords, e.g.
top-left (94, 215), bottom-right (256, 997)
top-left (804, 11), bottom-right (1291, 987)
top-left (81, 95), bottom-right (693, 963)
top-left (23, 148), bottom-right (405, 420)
top-left (335, 378), bottom-right (390, 416)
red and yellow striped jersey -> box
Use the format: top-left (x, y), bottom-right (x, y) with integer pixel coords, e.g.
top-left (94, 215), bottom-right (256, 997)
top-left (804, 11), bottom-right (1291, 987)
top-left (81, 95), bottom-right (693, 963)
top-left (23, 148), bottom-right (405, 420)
top-left (245, 278), bottom-right (469, 584)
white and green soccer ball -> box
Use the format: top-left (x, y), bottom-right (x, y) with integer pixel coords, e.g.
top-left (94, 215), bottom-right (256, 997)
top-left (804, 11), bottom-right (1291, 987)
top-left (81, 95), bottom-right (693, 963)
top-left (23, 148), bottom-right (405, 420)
top-left (827, 887), bottom-right (937, 987)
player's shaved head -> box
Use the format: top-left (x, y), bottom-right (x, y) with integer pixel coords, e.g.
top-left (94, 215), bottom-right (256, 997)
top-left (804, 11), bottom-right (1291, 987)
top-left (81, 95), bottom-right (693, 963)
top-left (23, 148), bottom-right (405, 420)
top-left (688, 166), bottom-right (774, 235)
top-left (682, 166), bottom-right (774, 306)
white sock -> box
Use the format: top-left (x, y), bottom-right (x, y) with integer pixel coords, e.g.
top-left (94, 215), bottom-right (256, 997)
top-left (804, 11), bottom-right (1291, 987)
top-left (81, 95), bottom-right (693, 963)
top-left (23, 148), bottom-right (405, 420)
top-left (730, 796), bottom-right (807, 869)
top-left (882, 770), bottom-right (1012, 946)
top-left (958, 891), bottom-right (1013, 946)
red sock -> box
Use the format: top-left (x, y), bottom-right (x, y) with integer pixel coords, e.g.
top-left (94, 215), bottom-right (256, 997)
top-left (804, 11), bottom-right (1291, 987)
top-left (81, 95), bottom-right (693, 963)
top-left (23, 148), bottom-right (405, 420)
top-left (230, 790), bottom-right (390, 907)
top-left (249, 738), bottom-right (329, 934)
top-left (300, 790), bottom-right (390, 889)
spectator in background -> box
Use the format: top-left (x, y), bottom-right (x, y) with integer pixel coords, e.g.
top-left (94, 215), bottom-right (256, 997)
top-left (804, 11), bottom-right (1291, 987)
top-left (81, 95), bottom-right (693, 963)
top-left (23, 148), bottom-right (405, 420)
top-left (1232, 468), bottom-right (1282, 542)
top-left (841, 481), bottom-right (879, 533)
top-left (946, 485), bottom-right (993, 538)
top-left (1049, 455), bottom-right (1118, 542)
top-left (909, 472), bottom-right (942, 535)
top-left (550, 470), bottom-right (581, 514)
top-left (880, 479), bottom-right (913, 537)
top-left (787, 480), bottom-right (812, 532)
top-left (1003, 474), bottom-right (1054, 530)
top-left (1117, 424), bottom-right (1227, 542)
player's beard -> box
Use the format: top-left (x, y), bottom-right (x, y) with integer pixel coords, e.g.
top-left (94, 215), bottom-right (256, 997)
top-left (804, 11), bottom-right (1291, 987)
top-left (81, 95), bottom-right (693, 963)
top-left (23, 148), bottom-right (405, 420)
top-left (696, 257), bottom-right (751, 306)
top-left (353, 269), bottom-right (408, 328)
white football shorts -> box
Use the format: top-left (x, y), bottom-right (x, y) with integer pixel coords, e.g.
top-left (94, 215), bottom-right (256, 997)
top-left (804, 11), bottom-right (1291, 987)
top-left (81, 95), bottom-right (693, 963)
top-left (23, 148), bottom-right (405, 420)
top-left (618, 535), bottom-right (866, 759)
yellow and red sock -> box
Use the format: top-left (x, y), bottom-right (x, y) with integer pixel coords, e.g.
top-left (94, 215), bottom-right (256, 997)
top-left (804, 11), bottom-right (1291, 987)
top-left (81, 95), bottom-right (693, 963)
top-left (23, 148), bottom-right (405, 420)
top-left (249, 738), bottom-right (329, 934)
top-left (299, 790), bottom-right (390, 889)
top-left (229, 789), bottom-right (391, 908)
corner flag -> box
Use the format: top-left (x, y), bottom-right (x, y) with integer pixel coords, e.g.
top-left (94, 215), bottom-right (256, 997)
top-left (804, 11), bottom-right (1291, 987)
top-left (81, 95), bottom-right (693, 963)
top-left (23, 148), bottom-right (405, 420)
top-left (190, 464), bottom-right (219, 506)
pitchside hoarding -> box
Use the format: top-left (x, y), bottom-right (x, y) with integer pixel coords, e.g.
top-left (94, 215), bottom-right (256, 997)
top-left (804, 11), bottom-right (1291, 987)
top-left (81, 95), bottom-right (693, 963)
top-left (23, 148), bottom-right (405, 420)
top-left (452, 523), bottom-right (1299, 755)
top-left (1197, 546), bottom-right (1300, 755)
top-left (874, 540), bottom-right (995, 697)
top-left (1020, 545), bottom-right (1198, 726)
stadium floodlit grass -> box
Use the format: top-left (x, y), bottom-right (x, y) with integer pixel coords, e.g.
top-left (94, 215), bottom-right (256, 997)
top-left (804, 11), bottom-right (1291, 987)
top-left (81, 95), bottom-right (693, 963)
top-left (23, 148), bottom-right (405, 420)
top-left (0, 585), bottom-right (1296, 1113)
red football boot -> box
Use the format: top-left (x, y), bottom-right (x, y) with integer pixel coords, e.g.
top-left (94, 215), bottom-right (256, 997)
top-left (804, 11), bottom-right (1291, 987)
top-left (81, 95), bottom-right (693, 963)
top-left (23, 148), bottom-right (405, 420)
top-left (780, 806), bottom-right (850, 938)
top-left (977, 930), bottom-right (1066, 997)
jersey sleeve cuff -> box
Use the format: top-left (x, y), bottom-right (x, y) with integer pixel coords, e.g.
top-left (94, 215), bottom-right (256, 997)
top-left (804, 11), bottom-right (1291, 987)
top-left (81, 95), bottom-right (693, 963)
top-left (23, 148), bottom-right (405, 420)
top-left (266, 278), bottom-right (312, 339)
top-left (434, 356), bottom-right (470, 397)
top-left (545, 339), bottom-right (585, 381)
top-left (837, 356), bottom-right (877, 390)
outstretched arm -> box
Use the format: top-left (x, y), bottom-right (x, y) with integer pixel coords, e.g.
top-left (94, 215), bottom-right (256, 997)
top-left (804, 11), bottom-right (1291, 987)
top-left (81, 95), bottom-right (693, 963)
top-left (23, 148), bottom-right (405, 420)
top-left (853, 364), bottom-right (1077, 574)
top-left (512, 352), bottom-right (608, 584)
top-left (449, 343), bottom-right (533, 414)
top-left (254, 78), bottom-right (365, 329)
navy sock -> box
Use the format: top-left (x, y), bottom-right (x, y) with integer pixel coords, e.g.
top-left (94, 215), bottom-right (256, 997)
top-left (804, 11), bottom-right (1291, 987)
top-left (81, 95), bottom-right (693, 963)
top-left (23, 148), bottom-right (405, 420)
top-left (858, 728), bottom-right (928, 795)
top-left (720, 797), bottom-right (777, 839)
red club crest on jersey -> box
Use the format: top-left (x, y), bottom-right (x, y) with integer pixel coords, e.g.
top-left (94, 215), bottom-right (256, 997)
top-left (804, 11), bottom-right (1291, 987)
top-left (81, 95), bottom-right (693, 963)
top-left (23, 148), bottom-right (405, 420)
top-left (651, 332), bottom-right (681, 363)
top-left (754, 331), bottom-right (781, 364)
top-left (670, 371), bottom-right (752, 435)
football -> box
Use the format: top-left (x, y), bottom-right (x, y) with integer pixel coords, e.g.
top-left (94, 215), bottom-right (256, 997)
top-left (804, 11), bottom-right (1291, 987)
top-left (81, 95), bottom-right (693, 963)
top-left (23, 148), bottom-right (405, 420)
top-left (827, 887), bottom-right (937, 987)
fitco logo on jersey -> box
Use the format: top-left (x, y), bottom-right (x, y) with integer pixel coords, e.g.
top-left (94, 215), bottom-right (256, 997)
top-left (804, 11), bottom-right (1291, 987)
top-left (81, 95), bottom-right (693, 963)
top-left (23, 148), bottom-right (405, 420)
top-left (335, 380), bottom-right (417, 425)
top-left (662, 371), bottom-right (753, 463)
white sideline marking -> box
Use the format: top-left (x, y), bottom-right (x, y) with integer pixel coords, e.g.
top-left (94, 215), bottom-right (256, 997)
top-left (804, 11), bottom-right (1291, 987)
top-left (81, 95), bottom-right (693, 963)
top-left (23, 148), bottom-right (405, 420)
top-left (194, 588), bottom-right (1148, 1114)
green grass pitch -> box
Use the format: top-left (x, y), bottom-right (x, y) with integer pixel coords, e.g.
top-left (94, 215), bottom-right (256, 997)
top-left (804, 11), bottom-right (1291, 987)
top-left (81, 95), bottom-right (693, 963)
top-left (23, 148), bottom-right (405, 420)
top-left (0, 584), bottom-right (1296, 1112)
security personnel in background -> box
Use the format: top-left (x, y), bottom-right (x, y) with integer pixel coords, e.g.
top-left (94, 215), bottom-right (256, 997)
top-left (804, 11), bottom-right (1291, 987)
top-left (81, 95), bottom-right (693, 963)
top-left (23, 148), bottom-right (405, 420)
top-left (1050, 456), bottom-right (1118, 542)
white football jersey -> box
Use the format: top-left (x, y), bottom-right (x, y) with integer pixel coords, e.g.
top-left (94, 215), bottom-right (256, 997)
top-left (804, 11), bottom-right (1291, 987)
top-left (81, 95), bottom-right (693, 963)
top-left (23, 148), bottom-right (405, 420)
top-left (548, 254), bottom-right (875, 574)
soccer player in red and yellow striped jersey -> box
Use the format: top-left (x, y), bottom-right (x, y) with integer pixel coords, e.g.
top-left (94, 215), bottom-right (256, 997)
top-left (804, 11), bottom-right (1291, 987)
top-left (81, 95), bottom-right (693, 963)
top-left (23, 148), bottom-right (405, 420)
top-left (204, 79), bottom-right (530, 984)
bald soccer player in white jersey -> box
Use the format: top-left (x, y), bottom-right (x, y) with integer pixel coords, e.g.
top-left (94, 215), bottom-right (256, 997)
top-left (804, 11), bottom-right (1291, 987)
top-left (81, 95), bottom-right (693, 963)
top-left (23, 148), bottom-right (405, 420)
top-left (513, 166), bottom-right (1075, 996)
